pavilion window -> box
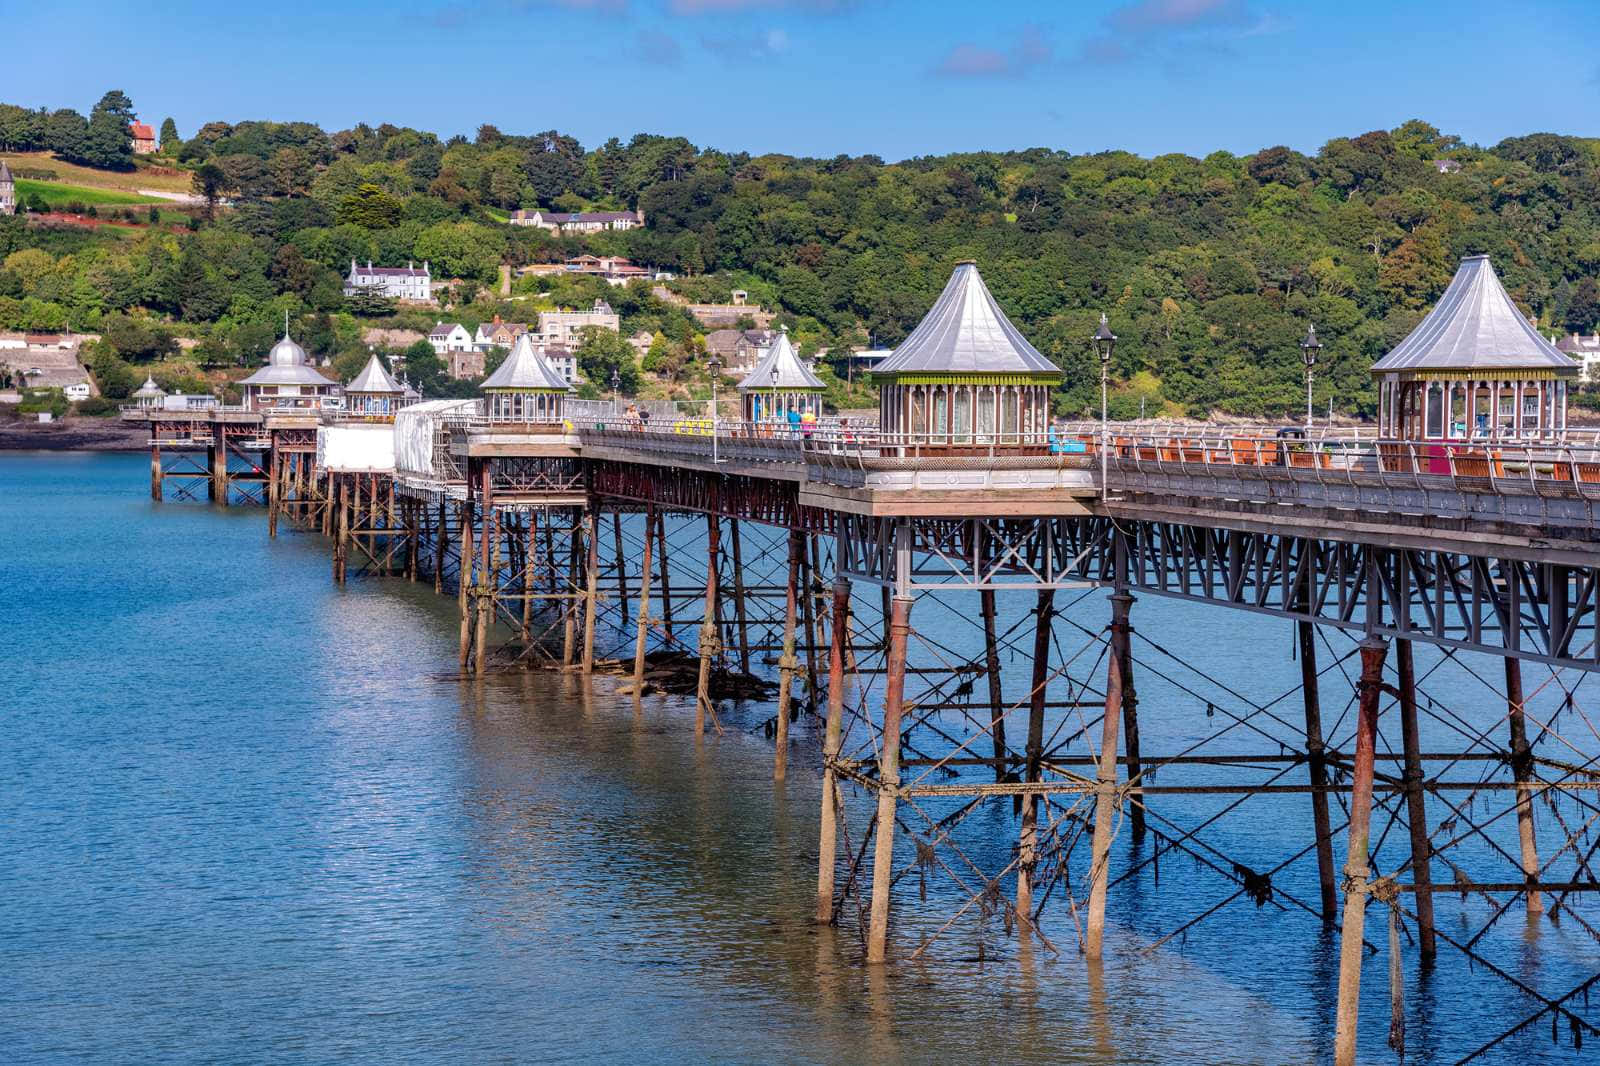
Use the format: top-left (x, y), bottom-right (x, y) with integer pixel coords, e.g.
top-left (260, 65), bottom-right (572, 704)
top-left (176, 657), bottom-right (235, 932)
top-left (952, 386), bottom-right (972, 443)
top-left (1449, 382), bottom-right (1466, 439)
top-left (1473, 385), bottom-right (1491, 438)
top-left (1424, 381), bottom-right (1444, 439)
top-left (910, 387), bottom-right (928, 439)
top-left (931, 386), bottom-right (949, 444)
top-left (976, 388), bottom-right (996, 441)
top-left (1521, 385), bottom-right (1541, 435)
top-left (1000, 385), bottom-right (1019, 439)
top-left (1497, 381), bottom-right (1515, 435)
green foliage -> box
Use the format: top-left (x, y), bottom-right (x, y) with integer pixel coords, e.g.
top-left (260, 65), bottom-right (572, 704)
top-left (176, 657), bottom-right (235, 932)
top-left (10, 98), bottom-right (1600, 419)
top-left (574, 325), bottom-right (639, 392)
top-left (19, 388), bottom-right (69, 417)
top-left (74, 395), bottom-right (118, 416)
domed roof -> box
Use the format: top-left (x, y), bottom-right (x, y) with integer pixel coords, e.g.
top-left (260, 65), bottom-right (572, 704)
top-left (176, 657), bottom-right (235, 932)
top-left (268, 331), bottom-right (310, 367)
top-left (239, 325), bottom-right (338, 389)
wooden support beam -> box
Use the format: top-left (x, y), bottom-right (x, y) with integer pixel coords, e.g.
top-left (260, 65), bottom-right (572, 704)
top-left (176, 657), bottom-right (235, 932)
top-left (1507, 657), bottom-right (1543, 917)
top-left (695, 514), bottom-right (721, 736)
top-left (1334, 636), bottom-right (1388, 1066)
top-left (866, 592), bottom-right (912, 964)
top-left (1298, 618), bottom-right (1338, 925)
top-left (582, 502), bottom-right (599, 674)
top-left (817, 574), bottom-right (850, 924)
top-left (774, 528), bottom-right (801, 781)
top-left (634, 507), bottom-right (655, 687)
top-left (1086, 588), bottom-right (1131, 960)
top-left (1396, 638), bottom-right (1436, 960)
top-left (1016, 586), bottom-right (1055, 935)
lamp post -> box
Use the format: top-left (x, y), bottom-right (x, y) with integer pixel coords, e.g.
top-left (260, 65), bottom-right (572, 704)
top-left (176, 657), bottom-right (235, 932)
top-left (1300, 323), bottom-right (1321, 434)
top-left (708, 353), bottom-right (722, 464)
top-left (1092, 312), bottom-right (1117, 500)
top-left (610, 367), bottom-right (621, 418)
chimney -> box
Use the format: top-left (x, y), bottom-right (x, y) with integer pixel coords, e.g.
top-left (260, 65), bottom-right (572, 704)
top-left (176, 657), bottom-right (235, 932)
top-left (367, 259), bottom-right (372, 269)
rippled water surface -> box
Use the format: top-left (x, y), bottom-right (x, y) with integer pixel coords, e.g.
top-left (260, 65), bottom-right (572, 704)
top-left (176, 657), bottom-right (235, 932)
top-left (2, 451), bottom-right (1594, 1064)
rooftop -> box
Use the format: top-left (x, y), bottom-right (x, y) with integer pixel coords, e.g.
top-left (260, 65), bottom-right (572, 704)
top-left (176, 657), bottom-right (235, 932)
top-left (1371, 255), bottom-right (1579, 376)
top-left (873, 262), bottom-right (1059, 378)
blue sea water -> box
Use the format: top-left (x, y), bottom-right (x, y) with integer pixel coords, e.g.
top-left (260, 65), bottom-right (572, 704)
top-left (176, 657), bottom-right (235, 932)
top-left (1, 450), bottom-right (1593, 1064)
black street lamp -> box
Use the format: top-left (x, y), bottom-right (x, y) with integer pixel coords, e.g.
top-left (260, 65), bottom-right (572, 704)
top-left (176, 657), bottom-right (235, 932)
top-left (1300, 323), bottom-right (1322, 433)
top-left (1093, 313), bottom-right (1117, 497)
top-left (611, 367), bottom-right (621, 416)
top-left (707, 353), bottom-right (722, 464)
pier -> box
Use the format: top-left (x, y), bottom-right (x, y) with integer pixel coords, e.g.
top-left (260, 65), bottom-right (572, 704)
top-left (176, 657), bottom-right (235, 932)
top-left (121, 257), bottom-right (1600, 1062)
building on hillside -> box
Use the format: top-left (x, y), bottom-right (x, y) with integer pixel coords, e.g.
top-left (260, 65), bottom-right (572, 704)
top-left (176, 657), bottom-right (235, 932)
top-left (448, 348), bottom-right (485, 380)
top-left (542, 345), bottom-right (577, 384)
top-left (627, 330), bottom-right (655, 359)
top-left (63, 382), bottom-right (92, 401)
top-left (686, 289), bottom-right (776, 328)
top-left (1373, 254), bottom-right (1579, 441)
top-left (474, 316), bottom-right (527, 352)
top-left (129, 122), bottom-right (157, 155)
top-left (508, 209), bottom-right (644, 233)
top-left (537, 298), bottom-right (620, 349)
top-left (704, 328), bottom-right (776, 375)
top-left (480, 333), bottom-right (574, 423)
top-left (1554, 331), bottom-right (1600, 385)
top-left (238, 328), bottom-right (340, 411)
top-left (343, 350), bottom-right (409, 416)
top-left (0, 159), bottom-right (13, 216)
top-left (427, 322), bottom-right (473, 356)
top-left (1432, 158), bottom-right (1462, 174)
top-left (737, 327), bottom-right (825, 424)
top-left (563, 254), bottom-right (658, 285)
top-left (344, 260), bottom-right (432, 302)
top-left (873, 261), bottom-right (1060, 446)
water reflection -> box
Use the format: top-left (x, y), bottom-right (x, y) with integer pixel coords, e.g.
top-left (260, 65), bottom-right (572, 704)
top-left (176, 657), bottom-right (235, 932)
top-left (2, 454), bottom-right (1594, 1064)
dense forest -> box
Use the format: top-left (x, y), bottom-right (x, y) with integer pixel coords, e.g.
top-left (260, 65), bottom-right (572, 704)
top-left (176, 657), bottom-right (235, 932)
top-left (4, 92), bottom-right (1600, 417)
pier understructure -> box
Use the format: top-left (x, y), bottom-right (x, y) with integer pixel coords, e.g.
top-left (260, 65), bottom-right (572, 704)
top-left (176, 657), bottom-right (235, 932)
top-left (124, 401), bottom-right (1600, 1061)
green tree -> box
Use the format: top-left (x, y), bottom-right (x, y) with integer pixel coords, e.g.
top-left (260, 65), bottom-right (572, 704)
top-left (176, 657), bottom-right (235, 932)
top-left (337, 183), bottom-right (404, 228)
top-left (159, 117), bottom-right (179, 152)
top-left (573, 325), bottom-right (638, 391)
top-left (192, 162), bottom-right (226, 219)
top-left (82, 90), bottom-right (135, 169)
top-left (45, 109), bottom-right (88, 160)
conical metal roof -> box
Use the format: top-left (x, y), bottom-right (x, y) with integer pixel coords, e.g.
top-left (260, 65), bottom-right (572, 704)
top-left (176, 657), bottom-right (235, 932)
top-left (132, 374), bottom-right (165, 398)
top-left (346, 351), bottom-right (404, 394)
top-left (1372, 255), bottom-right (1578, 376)
top-left (481, 333), bottom-right (573, 392)
top-left (0, 159), bottom-right (12, 183)
top-left (873, 262), bottom-right (1059, 377)
top-left (737, 328), bottom-right (824, 391)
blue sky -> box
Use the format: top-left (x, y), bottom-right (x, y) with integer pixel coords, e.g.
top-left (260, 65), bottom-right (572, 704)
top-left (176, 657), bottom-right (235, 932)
top-left (8, 0), bottom-right (1597, 160)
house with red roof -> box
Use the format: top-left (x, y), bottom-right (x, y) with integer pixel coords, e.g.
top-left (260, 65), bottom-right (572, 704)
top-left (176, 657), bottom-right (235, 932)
top-left (129, 122), bottom-right (156, 155)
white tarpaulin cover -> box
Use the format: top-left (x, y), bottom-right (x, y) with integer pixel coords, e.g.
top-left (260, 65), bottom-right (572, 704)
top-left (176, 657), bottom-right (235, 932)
top-left (395, 399), bottom-right (475, 478)
top-left (317, 423), bottom-right (397, 473)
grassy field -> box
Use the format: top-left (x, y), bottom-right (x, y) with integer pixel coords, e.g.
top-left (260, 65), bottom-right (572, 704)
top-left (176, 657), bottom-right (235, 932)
top-left (2, 150), bottom-right (193, 194)
top-left (15, 178), bottom-right (164, 207)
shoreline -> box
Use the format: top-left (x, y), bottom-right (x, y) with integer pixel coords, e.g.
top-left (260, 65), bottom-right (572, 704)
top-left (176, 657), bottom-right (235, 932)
top-left (0, 417), bottom-right (148, 452)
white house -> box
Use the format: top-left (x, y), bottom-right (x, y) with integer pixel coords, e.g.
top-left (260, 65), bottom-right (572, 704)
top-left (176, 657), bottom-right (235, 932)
top-left (508, 209), bottom-right (644, 233)
top-left (541, 345), bottom-right (579, 385)
top-left (427, 322), bottom-right (473, 355)
top-left (63, 382), bottom-right (91, 401)
top-left (345, 260), bottom-right (432, 302)
top-left (537, 299), bottom-right (620, 349)
top-left (1555, 331), bottom-right (1600, 385)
